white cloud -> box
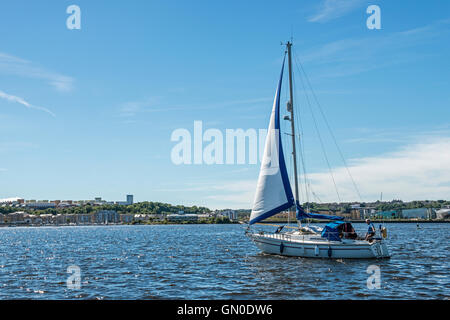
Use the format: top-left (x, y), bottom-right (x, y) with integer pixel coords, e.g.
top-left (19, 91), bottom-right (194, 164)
top-left (0, 52), bottom-right (74, 92)
top-left (0, 90), bottom-right (55, 117)
top-left (194, 136), bottom-right (450, 208)
top-left (307, 137), bottom-right (450, 202)
top-left (308, 0), bottom-right (365, 23)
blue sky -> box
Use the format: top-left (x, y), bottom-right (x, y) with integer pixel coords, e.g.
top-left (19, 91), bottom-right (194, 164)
top-left (1, 0), bottom-right (450, 209)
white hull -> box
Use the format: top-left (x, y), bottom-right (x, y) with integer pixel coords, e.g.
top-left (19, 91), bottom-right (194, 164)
top-left (247, 231), bottom-right (390, 259)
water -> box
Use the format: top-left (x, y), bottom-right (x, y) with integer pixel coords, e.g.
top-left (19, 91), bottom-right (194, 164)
top-left (0, 223), bottom-right (448, 299)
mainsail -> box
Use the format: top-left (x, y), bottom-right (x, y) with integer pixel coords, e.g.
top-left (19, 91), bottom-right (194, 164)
top-left (249, 58), bottom-right (294, 225)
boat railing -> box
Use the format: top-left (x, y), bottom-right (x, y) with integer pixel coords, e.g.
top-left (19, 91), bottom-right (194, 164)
top-left (256, 231), bottom-right (292, 241)
top-left (276, 233), bottom-right (291, 241)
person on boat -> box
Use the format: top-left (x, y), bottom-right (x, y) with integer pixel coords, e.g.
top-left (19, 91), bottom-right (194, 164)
top-left (365, 219), bottom-right (376, 241)
top-left (343, 222), bottom-right (358, 240)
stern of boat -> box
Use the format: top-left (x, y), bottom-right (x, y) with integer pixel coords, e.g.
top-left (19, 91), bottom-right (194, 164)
top-left (369, 240), bottom-right (390, 258)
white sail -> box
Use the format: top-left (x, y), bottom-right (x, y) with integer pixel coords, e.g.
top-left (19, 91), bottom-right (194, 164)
top-left (249, 60), bottom-right (294, 225)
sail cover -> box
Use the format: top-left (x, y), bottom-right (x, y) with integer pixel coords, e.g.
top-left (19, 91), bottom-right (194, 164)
top-left (296, 205), bottom-right (344, 221)
top-left (249, 58), bottom-right (294, 225)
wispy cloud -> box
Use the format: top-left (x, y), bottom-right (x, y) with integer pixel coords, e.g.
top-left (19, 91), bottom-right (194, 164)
top-left (0, 52), bottom-right (74, 92)
top-left (118, 96), bottom-right (163, 117)
top-left (0, 141), bottom-right (39, 153)
top-left (118, 96), bottom-right (272, 117)
top-left (298, 19), bottom-right (450, 78)
top-left (0, 90), bottom-right (56, 117)
top-left (308, 0), bottom-right (365, 23)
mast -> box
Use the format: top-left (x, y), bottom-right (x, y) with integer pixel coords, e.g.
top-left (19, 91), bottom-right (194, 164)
top-left (286, 41), bottom-right (300, 207)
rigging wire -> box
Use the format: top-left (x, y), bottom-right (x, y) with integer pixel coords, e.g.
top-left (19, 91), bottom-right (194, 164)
top-left (288, 134), bottom-right (292, 226)
top-left (292, 72), bottom-right (311, 207)
top-left (312, 191), bottom-right (323, 203)
top-left (294, 76), bottom-right (330, 207)
top-left (293, 49), bottom-right (363, 203)
top-left (292, 52), bottom-right (342, 203)
top-left (292, 74), bottom-right (324, 208)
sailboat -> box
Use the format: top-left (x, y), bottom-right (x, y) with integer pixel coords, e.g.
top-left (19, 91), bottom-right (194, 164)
top-left (245, 42), bottom-right (390, 259)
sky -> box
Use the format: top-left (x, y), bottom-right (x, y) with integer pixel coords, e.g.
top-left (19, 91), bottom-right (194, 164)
top-left (1, 0), bottom-right (450, 209)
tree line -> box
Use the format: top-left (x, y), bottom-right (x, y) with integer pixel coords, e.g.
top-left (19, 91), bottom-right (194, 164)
top-left (0, 201), bottom-right (211, 216)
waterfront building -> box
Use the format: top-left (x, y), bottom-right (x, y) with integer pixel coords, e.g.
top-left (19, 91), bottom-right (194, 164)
top-left (94, 210), bottom-right (119, 223)
top-left (401, 208), bottom-right (431, 219)
top-left (133, 214), bottom-right (148, 222)
top-left (23, 213), bottom-right (32, 224)
top-left (166, 214), bottom-right (199, 222)
top-left (374, 210), bottom-right (399, 219)
top-left (76, 214), bottom-right (92, 224)
top-left (5, 211), bottom-right (26, 224)
top-left (349, 205), bottom-right (376, 219)
top-left (120, 214), bottom-right (134, 223)
top-left (64, 214), bottom-right (77, 224)
top-left (30, 215), bottom-right (42, 225)
top-left (349, 209), bottom-right (361, 220)
top-left (220, 210), bottom-right (237, 220)
top-left (39, 214), bottom-right (53, 225)
top-left (133, 214), bottom-right (160, 222)
top-left (53, 214), bottom-right (66, 225)
top-left (2, 212), bottom-right (33, 224)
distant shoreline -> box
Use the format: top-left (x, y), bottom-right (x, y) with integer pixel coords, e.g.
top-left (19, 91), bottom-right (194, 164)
top-left (1, 220), bottom-right (448, 228)
top-left (260, 219), bottom-right (450, 224)
top-left (0, 221), bottom-right (240, 228)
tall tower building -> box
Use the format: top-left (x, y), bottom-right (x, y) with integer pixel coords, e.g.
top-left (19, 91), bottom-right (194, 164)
top-left (126, 195), bottom-right (134, 205)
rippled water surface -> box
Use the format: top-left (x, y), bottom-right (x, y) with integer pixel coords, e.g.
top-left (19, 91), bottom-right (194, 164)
top-left (0, 223), bottom-right (448, 299)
